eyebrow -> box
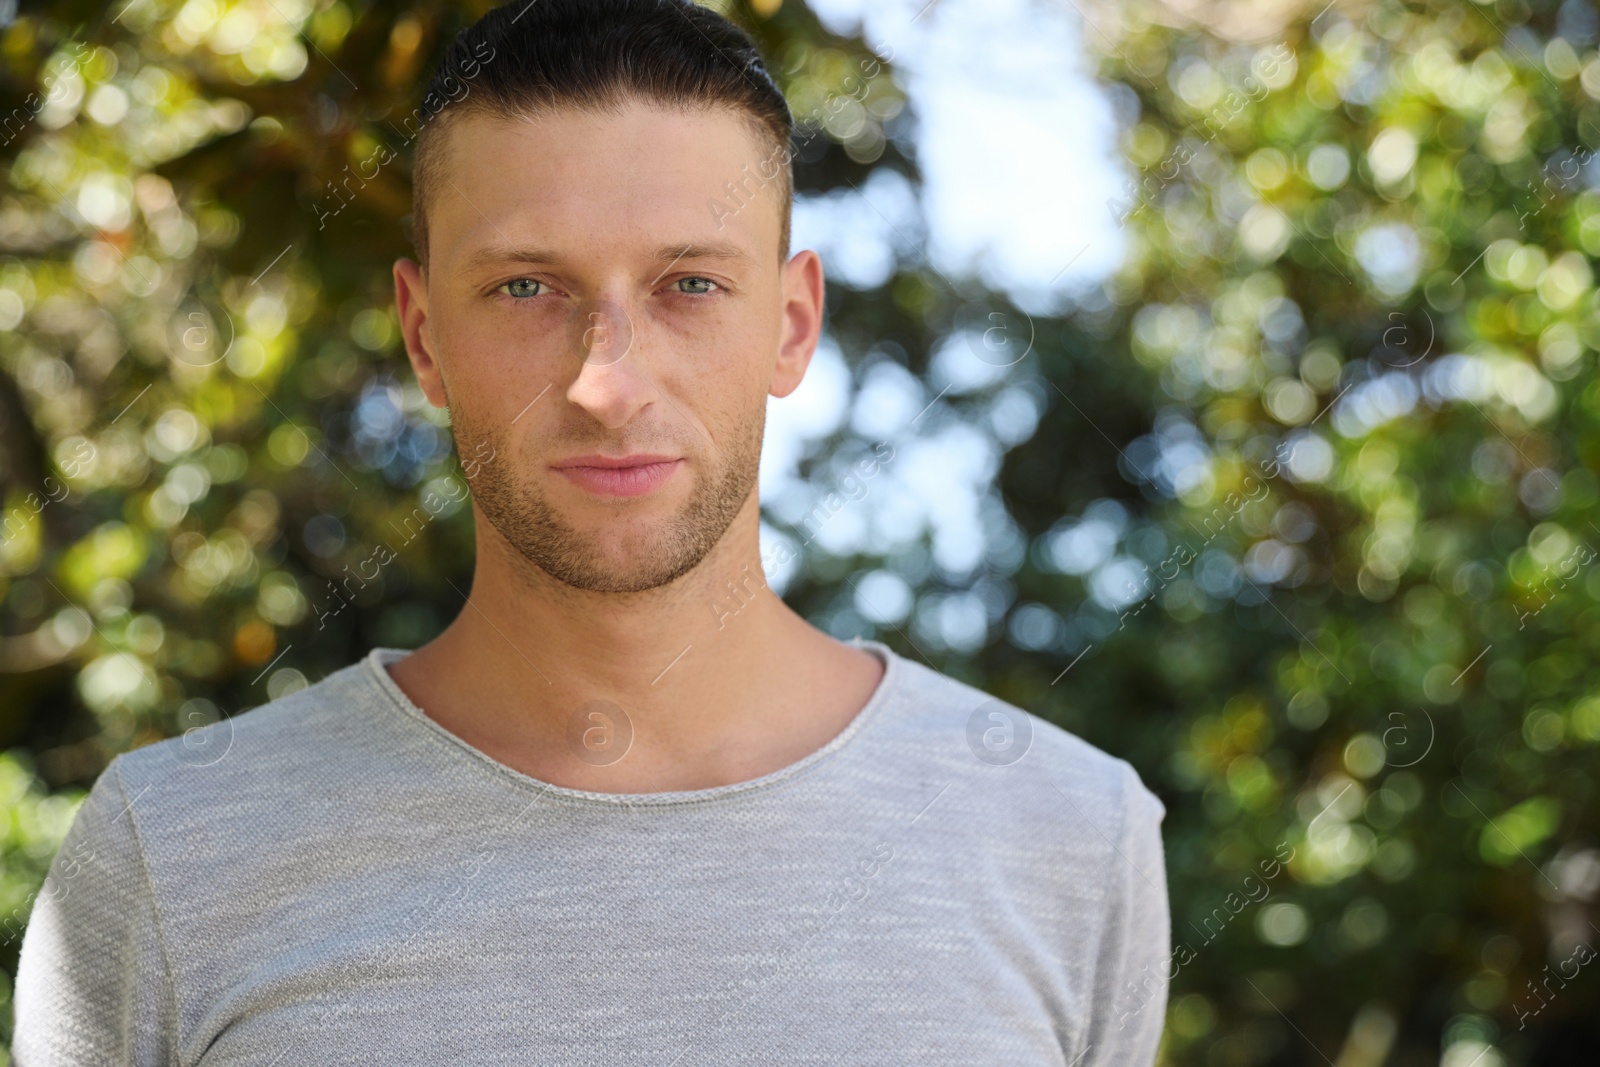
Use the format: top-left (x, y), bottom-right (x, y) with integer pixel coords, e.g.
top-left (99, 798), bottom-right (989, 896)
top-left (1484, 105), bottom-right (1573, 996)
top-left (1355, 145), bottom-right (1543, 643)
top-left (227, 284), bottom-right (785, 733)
top-left (464, 241), bottom-right (753, 271)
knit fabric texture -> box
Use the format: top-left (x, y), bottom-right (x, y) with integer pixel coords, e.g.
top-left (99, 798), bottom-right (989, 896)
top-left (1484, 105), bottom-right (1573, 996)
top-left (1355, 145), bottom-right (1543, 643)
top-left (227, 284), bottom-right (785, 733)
top-left (13, 638), bottom-right (1170, 1065)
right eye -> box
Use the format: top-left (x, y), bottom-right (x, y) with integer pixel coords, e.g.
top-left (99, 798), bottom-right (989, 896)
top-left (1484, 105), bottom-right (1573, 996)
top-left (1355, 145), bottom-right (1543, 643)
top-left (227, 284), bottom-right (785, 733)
top-left (497, 278), bottom-right (545, 299)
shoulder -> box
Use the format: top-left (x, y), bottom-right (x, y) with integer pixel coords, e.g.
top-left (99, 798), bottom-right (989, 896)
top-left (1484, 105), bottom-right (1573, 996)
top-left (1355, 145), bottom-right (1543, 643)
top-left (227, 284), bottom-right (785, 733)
top-left (106, 651), bottom-right (391, 814)
top-left (858, 647), bottom-right (1167, 912)
top-left (871, 648), bottom-right (1164, 834)
top-left (84, 651), bottom-right (429, 920)
top-left (862, 649), bottom-right (1169, 989)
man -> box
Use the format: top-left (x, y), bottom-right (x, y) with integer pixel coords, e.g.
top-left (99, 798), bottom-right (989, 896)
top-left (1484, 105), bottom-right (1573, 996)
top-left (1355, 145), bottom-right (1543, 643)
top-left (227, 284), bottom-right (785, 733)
top-left (13, 1), bottom-right (1171, 1063)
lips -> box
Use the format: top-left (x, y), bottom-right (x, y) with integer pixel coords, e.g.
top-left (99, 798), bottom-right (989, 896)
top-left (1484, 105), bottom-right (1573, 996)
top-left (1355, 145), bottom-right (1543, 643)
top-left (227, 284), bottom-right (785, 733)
top-left (549, 454), bottom-right (683, 498)
top-left (554, 453), bottom-right (678, 469)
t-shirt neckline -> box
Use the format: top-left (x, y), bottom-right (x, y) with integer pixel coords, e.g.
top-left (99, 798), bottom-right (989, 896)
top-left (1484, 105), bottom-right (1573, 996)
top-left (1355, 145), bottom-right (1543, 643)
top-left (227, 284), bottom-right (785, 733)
top-left (361, 636), bottom-right (900, 808)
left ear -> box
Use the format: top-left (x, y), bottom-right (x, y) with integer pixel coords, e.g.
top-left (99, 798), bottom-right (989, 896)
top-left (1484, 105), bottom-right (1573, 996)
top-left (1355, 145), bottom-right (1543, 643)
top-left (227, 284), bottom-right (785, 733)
top-left (770, 249), bottom-right (824, 399)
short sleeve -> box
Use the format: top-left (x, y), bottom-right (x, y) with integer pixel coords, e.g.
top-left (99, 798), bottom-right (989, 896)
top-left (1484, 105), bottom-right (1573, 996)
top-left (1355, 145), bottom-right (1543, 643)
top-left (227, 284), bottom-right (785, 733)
top-left (1081, 763), bottom-right (1170, 1067)
top-left (11, 757), bottom-right (178, 1066)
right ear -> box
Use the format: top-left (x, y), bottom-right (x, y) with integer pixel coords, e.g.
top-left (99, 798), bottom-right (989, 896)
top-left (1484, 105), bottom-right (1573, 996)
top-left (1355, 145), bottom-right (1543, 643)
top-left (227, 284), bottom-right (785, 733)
top-left (394, 258), bottom-right (448, 408)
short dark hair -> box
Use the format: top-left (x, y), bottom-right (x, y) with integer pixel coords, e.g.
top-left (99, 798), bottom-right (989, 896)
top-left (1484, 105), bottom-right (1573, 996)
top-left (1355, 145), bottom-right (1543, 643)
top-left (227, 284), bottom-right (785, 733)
top-left (409, 0), bottom-right (794, 268)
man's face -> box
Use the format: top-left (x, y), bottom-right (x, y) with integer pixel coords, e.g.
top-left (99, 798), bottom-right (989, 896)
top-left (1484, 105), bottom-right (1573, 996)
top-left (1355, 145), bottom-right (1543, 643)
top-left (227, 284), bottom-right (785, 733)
top-left (395, 100), bottom-right (819, 594)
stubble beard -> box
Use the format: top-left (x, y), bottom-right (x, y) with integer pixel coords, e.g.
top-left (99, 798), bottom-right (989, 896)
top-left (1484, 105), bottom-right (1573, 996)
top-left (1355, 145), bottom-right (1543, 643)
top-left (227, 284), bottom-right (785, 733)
top-left (452, 399), bottom-right (762, 595)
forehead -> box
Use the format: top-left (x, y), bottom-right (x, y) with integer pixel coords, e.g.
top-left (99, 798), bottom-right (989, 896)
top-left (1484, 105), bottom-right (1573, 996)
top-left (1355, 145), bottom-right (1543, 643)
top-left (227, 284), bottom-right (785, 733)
top-left (424, 100), bottom-right (782, 271)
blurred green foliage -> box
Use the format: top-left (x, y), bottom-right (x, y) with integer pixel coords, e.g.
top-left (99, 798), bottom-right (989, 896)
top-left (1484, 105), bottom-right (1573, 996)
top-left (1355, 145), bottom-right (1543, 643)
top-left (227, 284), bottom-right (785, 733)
top-left (2, 0), bottom-right (1600, 1063)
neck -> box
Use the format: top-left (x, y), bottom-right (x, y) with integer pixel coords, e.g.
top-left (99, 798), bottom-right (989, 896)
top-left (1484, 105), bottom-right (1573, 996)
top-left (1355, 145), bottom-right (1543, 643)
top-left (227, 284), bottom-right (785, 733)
top-left (466, 491), bottom-right (788, 698)
top-left (393, 490), bottom-right (878, 792)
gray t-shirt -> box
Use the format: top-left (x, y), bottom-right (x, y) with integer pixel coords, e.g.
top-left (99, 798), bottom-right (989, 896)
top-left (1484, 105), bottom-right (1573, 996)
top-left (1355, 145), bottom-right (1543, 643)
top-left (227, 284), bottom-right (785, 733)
top-left (12, 638), bottom-right (1170, 1065)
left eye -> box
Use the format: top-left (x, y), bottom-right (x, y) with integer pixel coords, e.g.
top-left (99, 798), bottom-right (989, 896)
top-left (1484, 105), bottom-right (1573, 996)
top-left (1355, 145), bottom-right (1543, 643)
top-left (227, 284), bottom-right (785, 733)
top-left (675, 277), bottom-right (720, 295)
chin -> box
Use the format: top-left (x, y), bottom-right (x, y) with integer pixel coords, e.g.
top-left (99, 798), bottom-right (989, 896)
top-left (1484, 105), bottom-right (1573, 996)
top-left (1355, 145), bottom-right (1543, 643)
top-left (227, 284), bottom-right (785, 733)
top-left (545, 525), bottom-right (709, 593)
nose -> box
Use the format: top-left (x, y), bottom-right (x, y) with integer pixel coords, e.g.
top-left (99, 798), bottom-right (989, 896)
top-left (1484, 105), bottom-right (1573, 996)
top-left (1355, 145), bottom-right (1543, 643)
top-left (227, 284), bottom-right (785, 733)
top-left (564, 297), bottom-right (654, 429)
